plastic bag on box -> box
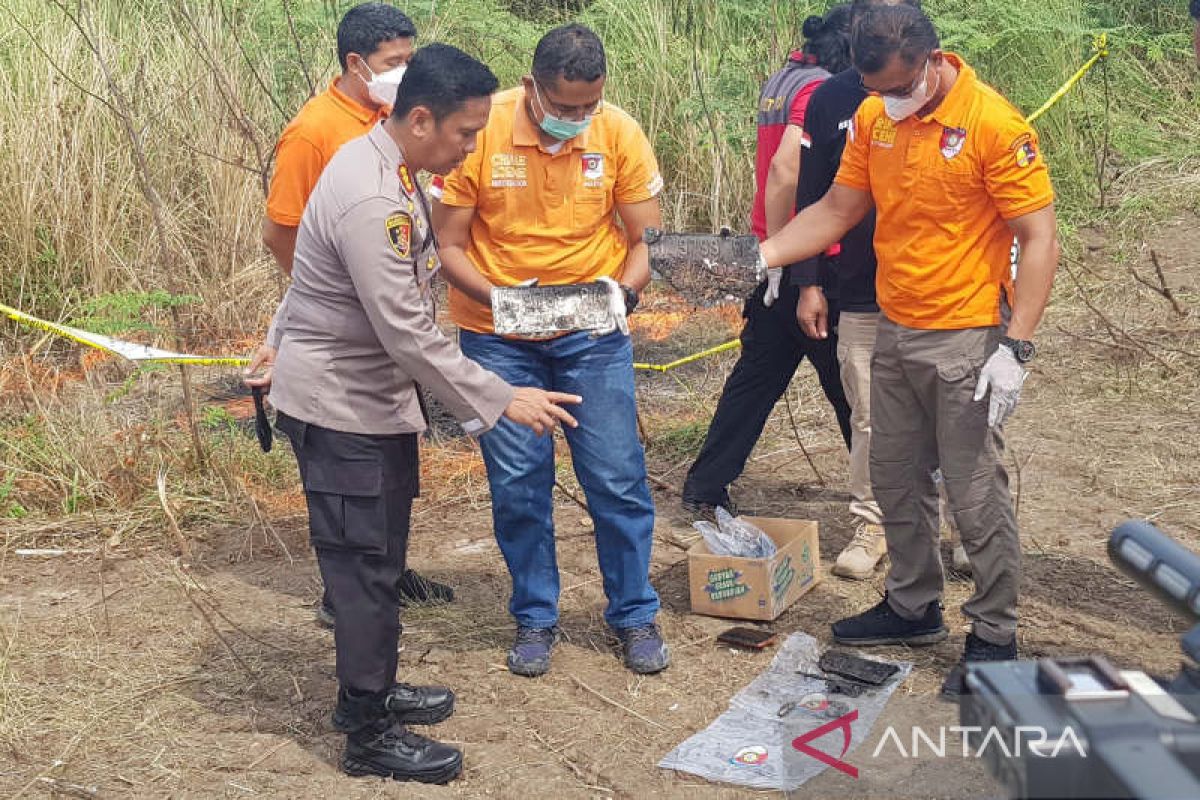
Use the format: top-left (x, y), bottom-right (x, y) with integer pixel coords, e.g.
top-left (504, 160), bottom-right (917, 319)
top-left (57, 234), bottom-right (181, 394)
top-left (693, 507), bottom-right (777, 558)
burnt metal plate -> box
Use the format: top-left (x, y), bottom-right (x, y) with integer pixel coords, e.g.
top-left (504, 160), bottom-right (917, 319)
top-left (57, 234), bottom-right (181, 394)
top-left (645, 227), bottom-right (762, 305)
top-left (491, 283), bottom-right (612, 337)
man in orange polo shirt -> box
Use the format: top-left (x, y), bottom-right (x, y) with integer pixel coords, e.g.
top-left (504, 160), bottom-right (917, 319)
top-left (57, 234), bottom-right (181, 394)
top-left (262, 3), bottom-right (457, 618)
top-left (435, 23), bottom-right (668, 677)
top-left (757, 4), bottom-right (1059, 694)
top-left (264, 3), bottom-right (415, 276)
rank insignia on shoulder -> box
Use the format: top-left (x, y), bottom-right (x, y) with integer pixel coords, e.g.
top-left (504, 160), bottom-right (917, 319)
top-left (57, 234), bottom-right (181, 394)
top-left (386, 212), bottom-right (413, 258)
top-left (398, 163), bottom-right (416, 195)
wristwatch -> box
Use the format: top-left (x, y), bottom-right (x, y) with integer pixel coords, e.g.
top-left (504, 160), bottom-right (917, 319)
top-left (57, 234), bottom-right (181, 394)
top-left (620, 283), bottom-right (640, 314)
top-left (1000, 336), bottom-right (1036, 364)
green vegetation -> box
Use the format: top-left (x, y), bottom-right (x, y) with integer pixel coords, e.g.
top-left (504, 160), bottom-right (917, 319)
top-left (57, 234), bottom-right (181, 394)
top-left (0, 0), bottom-right (1196, 538)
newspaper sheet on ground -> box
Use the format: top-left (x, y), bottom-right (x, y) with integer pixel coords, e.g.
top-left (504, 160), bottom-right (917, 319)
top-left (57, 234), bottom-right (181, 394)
top-left (658, 632), bottom-right (911, 792)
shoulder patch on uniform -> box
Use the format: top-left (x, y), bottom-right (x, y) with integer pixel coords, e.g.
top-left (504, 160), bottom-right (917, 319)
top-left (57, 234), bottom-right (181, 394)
top-left (1015, 141), bottom-right (1038, 168)
top-left (1008, 132), bottom-right (1032, 152)
top-left (385, 212), bottom-right (413, 259)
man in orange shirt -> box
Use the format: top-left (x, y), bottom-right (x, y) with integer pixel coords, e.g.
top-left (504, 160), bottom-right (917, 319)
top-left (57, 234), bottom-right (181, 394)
top-left (264, 3), bottom-right (416, 276)
top-left (757, 5), bottom-right (1059, 694)
top-left (262, 3), bottom-right (456, 618)
top-left (435, 24), bottom-right (668, 677)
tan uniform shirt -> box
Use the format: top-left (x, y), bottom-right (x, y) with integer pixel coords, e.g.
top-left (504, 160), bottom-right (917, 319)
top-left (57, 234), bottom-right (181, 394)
top-left (267, 124), bottom-right (513, 436)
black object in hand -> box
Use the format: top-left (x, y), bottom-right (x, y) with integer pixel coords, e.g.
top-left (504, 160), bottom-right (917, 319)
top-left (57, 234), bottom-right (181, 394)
top-left (252, 386), bottom-right (273, 453)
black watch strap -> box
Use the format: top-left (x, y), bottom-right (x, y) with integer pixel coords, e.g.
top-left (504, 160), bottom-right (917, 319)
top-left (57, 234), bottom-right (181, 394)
top-left (620, 284), bottom-right (640, 314)
top-left (1000, 336), bottom-right (1036, 364)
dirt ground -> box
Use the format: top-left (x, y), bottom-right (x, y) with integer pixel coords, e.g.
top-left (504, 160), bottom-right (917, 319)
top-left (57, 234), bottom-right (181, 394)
top-left (1, 217), bottom-right (1198, 799)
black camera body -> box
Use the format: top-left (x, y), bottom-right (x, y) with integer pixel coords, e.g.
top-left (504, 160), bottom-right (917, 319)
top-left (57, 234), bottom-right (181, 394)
top-left (961, 521), bottom-right (1200, 799)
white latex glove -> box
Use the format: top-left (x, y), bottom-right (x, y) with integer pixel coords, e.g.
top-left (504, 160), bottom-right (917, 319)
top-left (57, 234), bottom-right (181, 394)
top-left (973, 344), bottom-right (1028, 428)
top-left (596, 276), bottom-right (630, 336)
top-left (756, 247), bottom-right (782, 307)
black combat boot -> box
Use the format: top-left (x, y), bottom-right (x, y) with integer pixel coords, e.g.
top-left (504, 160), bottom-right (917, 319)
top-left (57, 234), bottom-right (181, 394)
top-left (334, 688), bottom-right (463, 784)
top-left (332, 683), bottom-right (454, 731)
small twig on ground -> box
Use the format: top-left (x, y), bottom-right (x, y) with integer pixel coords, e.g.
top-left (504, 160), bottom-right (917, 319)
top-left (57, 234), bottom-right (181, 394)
top-left (570, 675), bottom-right (667, 730)
top-left (1128, 250), bottom-right (1187, 318)
top-left (169, 562), bottom-right (256, 679)
top-left (35, 777), bottom-right (98, 799)
top-left (645, 472), bottom-right (681, 495)
top-left (245, 740), bottom-right (291, 771)
top-left (1060, 257), bottom-right (1178, 374)
top-left (554, 479), bottom-right (589, 512)
top-left (156, 463), bottom-right (192, 559)
top-left (783, 391), bottom-right (827, 486)
top-left (528, 728), bottom-right (612, 792)
top-left (98, 542), bottom-right (111, 636)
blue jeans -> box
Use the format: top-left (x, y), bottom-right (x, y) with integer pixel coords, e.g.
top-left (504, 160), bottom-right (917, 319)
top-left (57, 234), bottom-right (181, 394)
top-left (459, 330), bottom-right (660, 630)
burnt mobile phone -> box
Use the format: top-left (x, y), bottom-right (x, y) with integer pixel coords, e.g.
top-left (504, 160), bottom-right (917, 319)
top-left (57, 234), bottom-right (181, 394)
top-left (717, 627), bottom-right (778, 650)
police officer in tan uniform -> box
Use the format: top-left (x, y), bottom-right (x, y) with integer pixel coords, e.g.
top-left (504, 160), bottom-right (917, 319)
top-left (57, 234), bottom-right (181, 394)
top-left (246, 44), bottom-right (580, 784)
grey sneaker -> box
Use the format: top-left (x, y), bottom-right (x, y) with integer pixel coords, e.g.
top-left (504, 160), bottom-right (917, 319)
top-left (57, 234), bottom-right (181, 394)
top-left (617, 623), bottom-right (670, 674)
top-left (506, 626), bottom-right (560, 677)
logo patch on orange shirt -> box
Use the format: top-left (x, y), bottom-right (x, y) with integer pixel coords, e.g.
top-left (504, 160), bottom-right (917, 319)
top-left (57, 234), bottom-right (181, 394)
top-left (940, 126), bottom-right (967, 160)
top-left (1015, 141), bottom-right (1038, 168)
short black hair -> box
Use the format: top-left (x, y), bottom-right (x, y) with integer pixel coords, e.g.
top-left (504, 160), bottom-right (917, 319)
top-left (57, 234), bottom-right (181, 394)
top-left (392, 43), bottom-right (499, 122)
top-left (532, 23), bottom-right (606, 85)
top-left (851, 3), bottom-right (939, 74)
top-left (801, 4), bottom-right (852, 74)
top-left (336, 2), bottom-right (417, 71)
top-left (849, 0), bottom-right (921, 24)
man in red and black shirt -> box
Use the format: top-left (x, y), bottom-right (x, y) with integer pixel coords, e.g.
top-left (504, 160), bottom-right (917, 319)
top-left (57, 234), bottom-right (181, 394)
top-left (682, 6), bottom-right (853, 517)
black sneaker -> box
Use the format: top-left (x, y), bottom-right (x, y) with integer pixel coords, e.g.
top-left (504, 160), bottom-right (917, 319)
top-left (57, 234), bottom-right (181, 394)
top-left (830, 595), bottom-right (948, 646)
top-left (397, 569), bottom-right (455, 606)
top-left (342, 717), bottom-right (462, 784)
top-left (617, 623), bottom-right (671, 674)
top-left (333, 684), bottom-right (455, 732)
top-left (940, 632), bottom-right (1018, 697)
top-left (680, 497), bottom-right (739, 523)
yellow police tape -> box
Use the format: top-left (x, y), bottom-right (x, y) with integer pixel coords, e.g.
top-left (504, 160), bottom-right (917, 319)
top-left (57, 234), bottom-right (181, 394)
top-left (1026, 33), bottom-right (1109, 125)
top-left (632, 34), bottom-right (1110, 373)
top-left (2, 37), bottom-right (1111, 374)
top-left (0, 301), bottom-right (250, 367)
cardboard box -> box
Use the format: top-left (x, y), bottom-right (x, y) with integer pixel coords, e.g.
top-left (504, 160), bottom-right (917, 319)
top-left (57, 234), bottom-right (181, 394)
top-left (686, 517), bottom-right (821, 621)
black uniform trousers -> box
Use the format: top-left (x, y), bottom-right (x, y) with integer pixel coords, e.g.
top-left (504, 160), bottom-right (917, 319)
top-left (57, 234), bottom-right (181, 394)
top-left (682, 278), bottom-right (852, 507)
top-left (277, 412), bottom-right (418, 694)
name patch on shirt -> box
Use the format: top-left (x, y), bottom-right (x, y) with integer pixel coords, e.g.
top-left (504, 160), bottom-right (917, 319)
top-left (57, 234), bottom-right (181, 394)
top-left (386, 212), bottom-right (412, 259)
top-left (490, 153), bottom-right (528, 188)
top-left (871, 117), bottom-right (897, 149)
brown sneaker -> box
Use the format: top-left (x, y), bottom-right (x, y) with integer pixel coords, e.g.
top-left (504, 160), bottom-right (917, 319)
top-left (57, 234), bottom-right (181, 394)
top-left (832, 523), bottom-right (888, 580)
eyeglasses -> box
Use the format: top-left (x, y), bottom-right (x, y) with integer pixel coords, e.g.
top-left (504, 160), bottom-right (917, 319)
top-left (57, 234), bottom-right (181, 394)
top-left (860, 57), bottom-right (930, 98)
top-left (533, 80), bottom-right (604, 120)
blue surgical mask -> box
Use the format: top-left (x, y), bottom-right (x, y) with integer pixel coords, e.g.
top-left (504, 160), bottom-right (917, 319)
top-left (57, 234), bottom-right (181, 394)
top-left (532, 81), bottom-right (594, 141)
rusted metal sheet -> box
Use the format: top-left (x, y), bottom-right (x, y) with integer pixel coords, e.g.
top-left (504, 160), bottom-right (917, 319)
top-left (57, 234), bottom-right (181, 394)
top-left (646, 228), bottom-right (763, 305)
top-left (491, 283), bottom-right (612, 337)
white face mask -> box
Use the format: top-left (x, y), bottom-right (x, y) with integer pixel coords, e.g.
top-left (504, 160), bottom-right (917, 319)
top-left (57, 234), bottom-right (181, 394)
top-left (882, 59), bottom-right (939, 121)
top-left (359, 63), bottom-right (407, 106)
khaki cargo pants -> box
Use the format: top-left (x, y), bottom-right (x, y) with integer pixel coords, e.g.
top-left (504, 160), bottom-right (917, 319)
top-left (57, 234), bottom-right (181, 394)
top-left (870, 316), bottom-right (1019, 645)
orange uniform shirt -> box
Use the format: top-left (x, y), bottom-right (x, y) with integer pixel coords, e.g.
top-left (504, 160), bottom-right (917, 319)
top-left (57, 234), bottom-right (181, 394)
top-left (439, 87), bottom-right (664, 334)
top-left (266, 80), bottom-right (388, 226)
top-left (834, 54), bottom-right (1054, 330)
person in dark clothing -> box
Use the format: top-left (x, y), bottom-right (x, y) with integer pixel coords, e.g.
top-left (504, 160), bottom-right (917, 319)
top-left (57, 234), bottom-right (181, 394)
top-left (1192, 0), bottom-right (1200, 66)
top-left (681, 5), bottom-right (853, 517)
